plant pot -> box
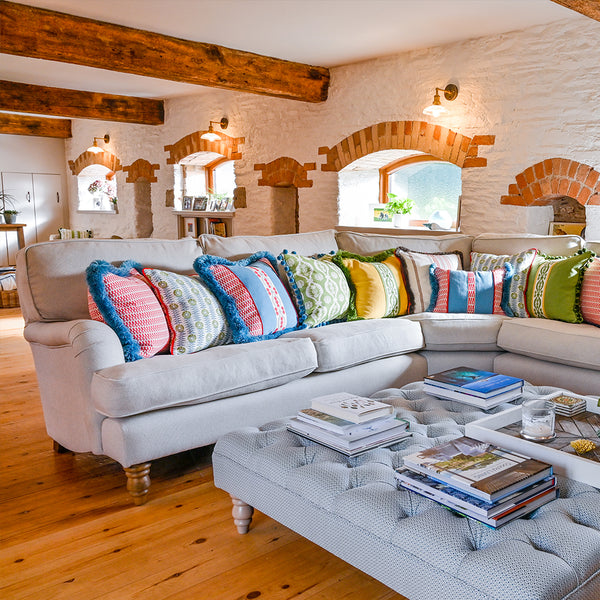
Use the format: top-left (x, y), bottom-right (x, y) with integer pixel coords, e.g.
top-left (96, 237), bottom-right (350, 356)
top-left (3, 213), bottom-right (17, 224)
top-left (392, 213), bottom-right (410, 228)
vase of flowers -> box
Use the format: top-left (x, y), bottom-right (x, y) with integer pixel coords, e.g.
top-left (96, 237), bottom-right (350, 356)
top-left (88, 180), bottom-right (117, 211)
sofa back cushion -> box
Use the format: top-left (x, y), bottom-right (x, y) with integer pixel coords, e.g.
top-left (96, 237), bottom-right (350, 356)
top-left (472, 233), bottom-right (583, 256)
top-left (336, 231), bottom-right (473, 264)
top-left (16, 238), bottom-right (203, 323)
top-left (199, 229), bottom-right (338, 260)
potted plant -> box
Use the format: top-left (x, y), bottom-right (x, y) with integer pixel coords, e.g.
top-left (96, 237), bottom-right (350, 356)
top-left (0, 191), bottom-right (19, 224)
top-left (386, 193), bottom-right (414, 228)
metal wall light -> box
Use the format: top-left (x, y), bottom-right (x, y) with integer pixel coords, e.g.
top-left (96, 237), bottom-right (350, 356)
top-left (87, 134), bottom-right (110, 154)
top-left (201, 118), bottom-right (229, 142)
top-left (423, 84), bottom-right (458, 117)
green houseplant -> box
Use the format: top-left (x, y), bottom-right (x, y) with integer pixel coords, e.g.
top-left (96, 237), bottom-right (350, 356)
top-left (0, 191), bottom-right (19, 224)
top-left (386, 193), bottom-right (414, 228)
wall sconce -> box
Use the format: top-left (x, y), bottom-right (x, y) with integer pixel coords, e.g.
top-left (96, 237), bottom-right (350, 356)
top-left (87, 134), bottom-right (110, 154)
top-left (423, 84), bottom-right (458, 117)
top-left (201, 118), bottom-right (228, 142)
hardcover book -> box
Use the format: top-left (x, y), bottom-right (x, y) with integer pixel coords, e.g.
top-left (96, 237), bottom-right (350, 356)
top-left (310, 392), bottom-right (394, 424)
top-left (297, 408), bottom-right (406, 438)
top-left (425, 366), bottom-right (523, 398)
top-left (422, 383), bottom-right (522, 408)
top-left (402, 436), bottom-right (552, 502)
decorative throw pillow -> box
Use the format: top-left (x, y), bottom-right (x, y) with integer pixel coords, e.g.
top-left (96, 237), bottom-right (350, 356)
top-left (395, 247), bottom-right (463, 314)
top-left (142, 268), bottom-right (232, 355)
top-left (278, 251), bottom-right (350, 328)
top-left (193, 251), bottom-right (299, 343)
top-left (332, 250), bottom-right (409, 320)
top-left (428, 264), bottom-right (512, 315)
top-left (86, 260), bottom-right (170, 361)
top-left (526, 250), bottom-right (594, 323)
top-left (581, 256), bottom-right (600, 326)
top-left (470, 248), bottom-right (538, 318)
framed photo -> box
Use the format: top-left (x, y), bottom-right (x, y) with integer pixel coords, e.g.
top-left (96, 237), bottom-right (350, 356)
top-left (225, 198), bottom-right (235, 212)
top-left (193, 196), bottom-right (207, 211)
top-left (372, 204), bottom-right (392, 223)
top-left (548, 222), bottom-right (586, 237)
top-left (182, 196), bottom-right (193, 211)
top-left (206, 196), bottom-right (217, 212)
top-left (183, 217), bottom-right (197, 238)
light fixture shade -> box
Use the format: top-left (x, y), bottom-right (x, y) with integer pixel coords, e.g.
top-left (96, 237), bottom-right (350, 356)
top-left (201, 118), bottom-right (229, 142)
top-left (423, 84), bottom-right (458, 117)
top-left (86, 134), bottom-right (110, 153)
top-left (423, 103), bottom-right (448, 117)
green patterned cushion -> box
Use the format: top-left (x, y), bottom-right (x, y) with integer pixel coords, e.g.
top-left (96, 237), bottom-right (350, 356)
top-left (142, 268), bottom-right (232, 354)
top-left (525, 250), bottom-right (594, 323)
top-left (278, 252), bottom-right (350, 328)
top-left (470, 248), bottom-right (538, 318)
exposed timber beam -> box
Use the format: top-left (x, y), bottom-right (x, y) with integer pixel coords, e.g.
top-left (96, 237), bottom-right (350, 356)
top-left (0, 1), bottom-right (330, 103)
top-left (0, 113), bottom-right (72, 137)
top-left (0, 81), bottom-right (164, 125)
top-left (550, 0), bottom-right (600, 21)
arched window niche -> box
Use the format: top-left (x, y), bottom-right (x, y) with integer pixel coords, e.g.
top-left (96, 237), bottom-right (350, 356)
top-left (338, 150), bottom-right (462, 231)
top-left (77, 164), bottom-right (118, 213)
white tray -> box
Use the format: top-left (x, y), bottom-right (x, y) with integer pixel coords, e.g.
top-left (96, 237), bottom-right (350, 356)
top-left (465, 394), bottom-right (600, 487)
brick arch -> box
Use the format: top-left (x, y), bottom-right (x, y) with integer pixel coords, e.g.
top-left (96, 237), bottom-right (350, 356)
top-left (123, 159), bottom-right (160, 183)
top-left (164, 131), bottom-right (245, 165)
top-left (318, 121), bottom-right (494, 172)
top-left (501, 158), bottom-right (600, 206)
top-left (254, 157), bottom-right (316, 188)
top-left (68, 150), bottom-right (122, 175)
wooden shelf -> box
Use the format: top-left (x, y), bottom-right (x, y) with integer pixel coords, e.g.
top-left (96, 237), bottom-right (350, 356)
top-left (174, 210), bottom-right (234, 238)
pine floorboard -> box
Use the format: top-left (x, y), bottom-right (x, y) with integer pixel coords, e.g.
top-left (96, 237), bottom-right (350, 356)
top-left (0, 307), bottom-right (406, 600)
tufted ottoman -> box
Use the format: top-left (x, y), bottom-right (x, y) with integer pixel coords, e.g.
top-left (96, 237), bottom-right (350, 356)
top-left (212, 383), bottom-right (600, 600)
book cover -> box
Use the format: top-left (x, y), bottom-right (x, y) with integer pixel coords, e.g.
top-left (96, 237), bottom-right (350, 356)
top-left (402, 436), bottom-right (552, 502)
top-left (297, 408), bottom-right (406, 438)
top-left (310, 392), bottom-right (393, 424)
top-left (425, 367), bottom-right (523, 398)
top-left (422, 383), bottom-right (522, 408)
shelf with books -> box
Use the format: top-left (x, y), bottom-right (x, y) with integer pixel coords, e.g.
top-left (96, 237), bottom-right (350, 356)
top-left (174, 210), bottom-right (234, 238)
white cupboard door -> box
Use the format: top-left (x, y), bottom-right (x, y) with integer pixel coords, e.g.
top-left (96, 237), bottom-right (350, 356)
top-left (2, 172), bottom-right (35, 265)
top-left (32, 174), bottom-right (65, 243)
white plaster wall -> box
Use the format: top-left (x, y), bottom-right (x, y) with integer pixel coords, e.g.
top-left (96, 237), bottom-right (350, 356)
top-left (64, 12), bottom-right (600, 241)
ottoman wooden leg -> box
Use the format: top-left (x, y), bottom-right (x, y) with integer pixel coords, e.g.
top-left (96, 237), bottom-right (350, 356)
top-left (231, 495), bottom-right (254, 534)
top-left (124, 463), bottom-right (151, 505)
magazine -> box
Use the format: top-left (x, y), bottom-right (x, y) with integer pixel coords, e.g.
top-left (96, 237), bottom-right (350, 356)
top-left (395, 468), bottom-right (556, 519)
top-left (402, 436), bottom-right (552, 502)
top-left (310, 392), bottom-right (393, 424)
top-left (425, 367), bottom-right (523, 398)
top-left (297, 408), bottom-right (406, 438)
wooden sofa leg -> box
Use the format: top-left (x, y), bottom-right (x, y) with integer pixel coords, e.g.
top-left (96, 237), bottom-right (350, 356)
top-left (52, 440), bottom-right (72, 454)
top-left (124, 463), bottom-right (151, 505)
top-left (231, 495), bottom-right (254, 534)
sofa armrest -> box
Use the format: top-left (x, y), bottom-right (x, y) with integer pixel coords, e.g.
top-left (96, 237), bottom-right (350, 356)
top-left (23, 320), bottom-right (125, 454)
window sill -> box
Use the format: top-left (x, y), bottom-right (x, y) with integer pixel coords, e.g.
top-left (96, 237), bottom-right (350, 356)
top-left (77, 209), bottom-right (117, 215)
top-left (336, 225), bottom-right (461, 236)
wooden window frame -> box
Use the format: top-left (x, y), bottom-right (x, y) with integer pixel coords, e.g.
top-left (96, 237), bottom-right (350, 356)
top-left (379, 154), bottom-right (439, 203)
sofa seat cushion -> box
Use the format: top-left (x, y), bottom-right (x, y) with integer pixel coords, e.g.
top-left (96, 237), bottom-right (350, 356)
top-left (91, 337), bottom-right (318, 418)
top-left (281, 318), bottom-right (423, 372)
top-left (406, 312), bottom-right (509, 351)
top-left (498, 318), bottom-right (600, 371)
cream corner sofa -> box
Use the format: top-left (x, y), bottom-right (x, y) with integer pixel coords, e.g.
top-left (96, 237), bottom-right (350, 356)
top-left (15, 229), bottom-right (600, 503)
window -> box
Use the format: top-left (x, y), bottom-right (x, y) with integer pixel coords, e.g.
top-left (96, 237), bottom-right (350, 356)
top-left (77, 164), bottom-right (117, 213)
top-left (338, 150), bottom-right (462, 230)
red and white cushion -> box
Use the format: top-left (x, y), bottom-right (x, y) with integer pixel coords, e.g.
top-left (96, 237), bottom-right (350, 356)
top-left (581, 257), bottom-right (600, 326)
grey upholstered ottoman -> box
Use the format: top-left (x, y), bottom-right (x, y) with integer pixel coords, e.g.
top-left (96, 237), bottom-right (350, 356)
top-left (212, 383), bottom-right (600, 600)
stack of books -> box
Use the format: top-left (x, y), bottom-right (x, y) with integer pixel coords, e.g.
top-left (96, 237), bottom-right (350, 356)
top-left (547, 393), bottom-right (587, 416)
top-left (423, 366), bottom-right (524, 409)
top-left (395, 436), bottom-right (557, 529)
top-left (287, 392), bottom-right (411, 456)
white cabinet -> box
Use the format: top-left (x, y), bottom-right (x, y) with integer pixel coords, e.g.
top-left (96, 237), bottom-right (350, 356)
top-left (1, 172), bottom-right (66, 266)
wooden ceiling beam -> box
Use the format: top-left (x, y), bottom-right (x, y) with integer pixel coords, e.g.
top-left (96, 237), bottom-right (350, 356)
top-left (0, 113), bottom-right (72, 138)
top-left (0, 81), bottom-right (164, 125)
top-left (0, 1), bottom-right (330, 103)
top-left (550, 0), bottom-right (600, 21)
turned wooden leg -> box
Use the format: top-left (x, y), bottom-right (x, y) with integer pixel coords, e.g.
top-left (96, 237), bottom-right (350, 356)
top-left (124, 463), bottom-right (151, 505)
top-left (231, 495), bottom-right (254, 534)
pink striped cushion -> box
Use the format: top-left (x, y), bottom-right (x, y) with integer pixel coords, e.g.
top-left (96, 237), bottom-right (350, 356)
top-left (581, 257), bottom-right (600, 326)
top-left (88, 267), bottom-right (170, 360)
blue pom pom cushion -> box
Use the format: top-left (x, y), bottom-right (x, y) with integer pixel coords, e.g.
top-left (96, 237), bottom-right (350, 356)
top-left (428, 264), bottom-right (513, 315)
top-left (142, 269), bottom-right (232, 355)
top-left (86, 260), bottom-right (170, 362)
top-left (194, 252), bottom-right (299, 343)
top-left (278, 251), bottom-right (350, 328)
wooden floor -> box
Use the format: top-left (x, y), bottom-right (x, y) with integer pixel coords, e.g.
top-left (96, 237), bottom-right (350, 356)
top-left (0, 308), bottom-right (405, 600)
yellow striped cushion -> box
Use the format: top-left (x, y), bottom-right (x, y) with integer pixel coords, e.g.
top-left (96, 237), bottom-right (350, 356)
top-left (333, 250), bottom-right (410, 320)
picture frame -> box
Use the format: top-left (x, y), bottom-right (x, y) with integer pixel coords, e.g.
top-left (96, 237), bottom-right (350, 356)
top-left (372, 204), bottom-right (392, 223)
top-left (182, 196), bottom-right (193, 211)
top-left (183, 217), bottom-right (197, 238)
top-left (206, 196), bottom-right (217, 212)
top-left (193, 196), bottom-right (207, 211)
top-left (225, 198), bottom-right (236, 212)
top-left (548, 222), bottom-right (586, 237)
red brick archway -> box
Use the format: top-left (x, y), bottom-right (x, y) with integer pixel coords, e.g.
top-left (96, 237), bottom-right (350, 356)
top-left (318, 121), bottom-right (494, 172)
top-left (164, 131), bottom-right (244, 164)
top-left (123, 159), bottom-right (160, 183)
top-left (254, 157), bottom-right (316, 188)
top-left (501, 158), bottom-right (600, 206)
top-left (68, 150), bottom-right (122, 175)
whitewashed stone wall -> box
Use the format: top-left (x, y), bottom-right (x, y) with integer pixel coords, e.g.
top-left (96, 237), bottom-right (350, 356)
top-left (65, 12), bottom-right (600, 241)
